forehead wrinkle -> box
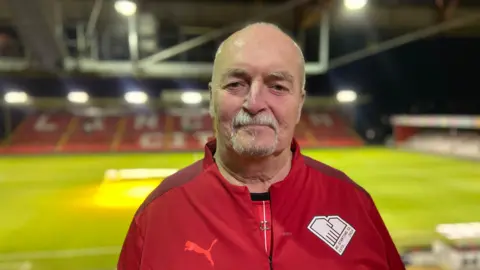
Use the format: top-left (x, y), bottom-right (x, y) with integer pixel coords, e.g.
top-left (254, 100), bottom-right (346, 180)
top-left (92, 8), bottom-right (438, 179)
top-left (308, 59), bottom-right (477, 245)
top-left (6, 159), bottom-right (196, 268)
top-left (219, 68), bottom-right (297, 88)
top-left (212, 22), bottom-right (306, 89)
top-left (267, 71), bottom-right (294, 84)
top-left (220, 68), bottom-right (250, 82)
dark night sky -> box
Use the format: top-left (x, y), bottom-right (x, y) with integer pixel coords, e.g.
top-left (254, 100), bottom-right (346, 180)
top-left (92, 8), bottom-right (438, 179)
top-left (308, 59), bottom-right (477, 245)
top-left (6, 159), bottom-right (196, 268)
top-left (310, 36), bottom-right (480, 114)
top-left (0, 36), bottom-right (479, 116)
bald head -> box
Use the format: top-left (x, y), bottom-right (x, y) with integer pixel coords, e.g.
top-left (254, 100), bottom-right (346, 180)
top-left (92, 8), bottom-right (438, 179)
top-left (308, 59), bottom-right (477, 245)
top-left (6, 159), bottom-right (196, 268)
top-left (212, 22), bottom-right (306, 90)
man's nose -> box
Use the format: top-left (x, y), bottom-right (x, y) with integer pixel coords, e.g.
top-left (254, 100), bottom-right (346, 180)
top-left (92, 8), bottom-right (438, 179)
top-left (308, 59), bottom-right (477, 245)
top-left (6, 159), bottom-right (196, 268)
top-left (243, 82), bottom-right (267, 115)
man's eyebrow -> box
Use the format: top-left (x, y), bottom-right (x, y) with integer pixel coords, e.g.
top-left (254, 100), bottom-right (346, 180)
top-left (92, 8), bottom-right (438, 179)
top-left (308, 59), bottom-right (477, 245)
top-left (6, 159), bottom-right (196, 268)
top-left (220, 68), bottom-right (250, 82)
top-left (266, 71), bottom-right (294, 84)
top-left (219, 69), bottom-right (294, 84)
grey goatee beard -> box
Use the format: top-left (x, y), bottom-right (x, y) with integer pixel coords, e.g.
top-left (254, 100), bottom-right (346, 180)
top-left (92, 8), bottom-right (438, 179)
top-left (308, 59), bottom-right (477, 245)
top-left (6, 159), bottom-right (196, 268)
top-left (229, 110), bottom-right (279, 157)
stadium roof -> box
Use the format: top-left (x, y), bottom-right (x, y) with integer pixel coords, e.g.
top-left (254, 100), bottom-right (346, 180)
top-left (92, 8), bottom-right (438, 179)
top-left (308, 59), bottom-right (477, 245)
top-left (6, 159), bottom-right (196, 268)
top-left (134, 0), bottom-right (480, 6)
top-left (0, 0), bottom-right (479, 78)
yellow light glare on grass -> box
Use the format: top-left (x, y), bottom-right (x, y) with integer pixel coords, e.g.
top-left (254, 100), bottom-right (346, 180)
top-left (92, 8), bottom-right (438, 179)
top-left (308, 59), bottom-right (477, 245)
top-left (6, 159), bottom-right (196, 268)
top-left (126, 185), bottom-right (157, 199)
top-left (93, 180), bottom-right (159, 209)
top-left (92, 168), bottom-right (178, 209)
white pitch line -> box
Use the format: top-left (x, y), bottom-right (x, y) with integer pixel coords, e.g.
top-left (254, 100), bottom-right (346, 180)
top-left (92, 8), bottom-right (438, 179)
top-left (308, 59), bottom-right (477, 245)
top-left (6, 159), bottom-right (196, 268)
top-left (0, 246), bottom-right (121, 261)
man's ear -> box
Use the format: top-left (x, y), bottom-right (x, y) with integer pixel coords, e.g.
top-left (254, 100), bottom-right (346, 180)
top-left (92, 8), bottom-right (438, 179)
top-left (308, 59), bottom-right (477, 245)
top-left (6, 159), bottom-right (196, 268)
top-left (296, 90), bottom-right (306, 124)
top-left (208, 82), bottom-right (215, 117)
top-left (208, 82), bottom-right (212, 98)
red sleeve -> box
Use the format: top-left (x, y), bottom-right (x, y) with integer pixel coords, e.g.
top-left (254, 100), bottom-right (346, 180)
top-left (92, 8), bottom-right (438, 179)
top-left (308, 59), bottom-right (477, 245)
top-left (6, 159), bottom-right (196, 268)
top-left (367, 195), bottom-right (406, 270)
top-left (118, 217), bottom-right (144, 270)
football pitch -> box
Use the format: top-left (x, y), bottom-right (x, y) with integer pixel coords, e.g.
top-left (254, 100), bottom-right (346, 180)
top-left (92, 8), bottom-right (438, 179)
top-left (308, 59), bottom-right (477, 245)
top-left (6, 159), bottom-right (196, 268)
top-left (0, 147), bottom-right (478, 270)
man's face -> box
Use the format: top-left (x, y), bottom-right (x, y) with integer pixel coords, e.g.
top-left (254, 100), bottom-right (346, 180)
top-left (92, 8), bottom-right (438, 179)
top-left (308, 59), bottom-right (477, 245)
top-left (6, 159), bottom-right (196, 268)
top-left (210, 27), bottom-right (305, 157)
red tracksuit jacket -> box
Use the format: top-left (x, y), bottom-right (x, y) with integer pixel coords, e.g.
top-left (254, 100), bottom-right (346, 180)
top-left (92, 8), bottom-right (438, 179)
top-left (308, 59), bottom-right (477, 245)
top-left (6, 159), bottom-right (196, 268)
top-left (118, 139), bottom-right (405, 270)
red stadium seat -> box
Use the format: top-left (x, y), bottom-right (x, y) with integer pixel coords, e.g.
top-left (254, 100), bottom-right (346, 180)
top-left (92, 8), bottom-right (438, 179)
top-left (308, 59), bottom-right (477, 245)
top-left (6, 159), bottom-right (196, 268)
top-left (117, 113), bottom-right (166, 151)
top-left (117, 110), bottom-right (213, 152)
top-left (4, 112), bottom-right (71, 153)
top-left (2, 109), bottom-right (362, 153)
top-left (301, 111), bottom-right (363, 147)
top-left (61, 116), bottom-right (119, 152)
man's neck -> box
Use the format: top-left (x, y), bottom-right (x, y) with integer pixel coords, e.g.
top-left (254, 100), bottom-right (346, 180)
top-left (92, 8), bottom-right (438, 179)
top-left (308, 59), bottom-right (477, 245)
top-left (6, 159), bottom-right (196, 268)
top-left (214, 145), bottom-right (292, 193)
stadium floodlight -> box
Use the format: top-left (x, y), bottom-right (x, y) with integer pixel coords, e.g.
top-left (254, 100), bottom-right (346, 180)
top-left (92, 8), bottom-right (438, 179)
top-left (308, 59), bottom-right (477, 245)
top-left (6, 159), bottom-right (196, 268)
top-left (181, 91), bottom-right (202, 105)
top-left (67, 91), bottom-right (89, 104)
top-left (336, 89), bottom-right (357, 103)
top-left (4, 91), bottom-right (28, 104)
top-left (114, 0), bottom-right (137, 16)
top-left (124, 91), bottom-right (148, 104)
top-left (344, 0), bottom-right (368, 10)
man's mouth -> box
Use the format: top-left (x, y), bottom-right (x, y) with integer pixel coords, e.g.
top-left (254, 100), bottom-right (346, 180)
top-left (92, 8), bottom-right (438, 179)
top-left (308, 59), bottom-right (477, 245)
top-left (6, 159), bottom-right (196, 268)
top-left (236, 123), bottom-right (271, 128)
top-left (234, 124), bottom-right (276, 133)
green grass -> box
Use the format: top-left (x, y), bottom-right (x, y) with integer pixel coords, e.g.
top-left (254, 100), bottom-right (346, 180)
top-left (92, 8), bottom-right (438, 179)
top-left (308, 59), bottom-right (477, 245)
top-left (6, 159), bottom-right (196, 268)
top-left (0, 148), bottom-right (478, 269)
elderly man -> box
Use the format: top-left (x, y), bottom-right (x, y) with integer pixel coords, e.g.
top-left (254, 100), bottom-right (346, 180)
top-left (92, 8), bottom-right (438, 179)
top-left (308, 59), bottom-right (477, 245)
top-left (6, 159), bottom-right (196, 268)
top-left (118, 23), bottom-right (405, 270)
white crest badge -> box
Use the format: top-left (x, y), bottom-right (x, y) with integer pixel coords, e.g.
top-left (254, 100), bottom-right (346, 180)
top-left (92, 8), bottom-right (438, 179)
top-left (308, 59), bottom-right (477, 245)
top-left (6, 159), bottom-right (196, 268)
top-left (307, 215), bottom-right (356, 255)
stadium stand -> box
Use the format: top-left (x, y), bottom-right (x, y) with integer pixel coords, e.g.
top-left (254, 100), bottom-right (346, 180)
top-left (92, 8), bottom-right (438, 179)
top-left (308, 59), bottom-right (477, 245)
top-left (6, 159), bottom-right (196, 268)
top-left (1, 109), bottom-right (363, 154)
top-left (305, 110), bottom-right (363, 147)
top-left (402, 131), bottom-right (480, 159)
top-left (391, 115), bottom-right (480, 160)
top-left (6, 112), bottom-right (70, 153)
top-left (62, 116), bottom-right (121, 152)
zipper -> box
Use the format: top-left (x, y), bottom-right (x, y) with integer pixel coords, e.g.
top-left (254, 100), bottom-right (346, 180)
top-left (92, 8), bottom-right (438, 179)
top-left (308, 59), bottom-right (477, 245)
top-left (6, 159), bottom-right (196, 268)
top-left (268, 203), bottom-right (274, 270)
top-left (268, 194), bottom-right (274, 270)
top-left (250, 193), bottom-right (274, 270)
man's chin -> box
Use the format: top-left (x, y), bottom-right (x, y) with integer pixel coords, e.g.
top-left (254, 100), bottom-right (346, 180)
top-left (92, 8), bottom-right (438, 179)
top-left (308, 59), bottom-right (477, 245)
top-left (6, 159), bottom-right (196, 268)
top-left (232, 142), bottom-right (276, 157)
top-left (228, 132), bottom-right (278, 157)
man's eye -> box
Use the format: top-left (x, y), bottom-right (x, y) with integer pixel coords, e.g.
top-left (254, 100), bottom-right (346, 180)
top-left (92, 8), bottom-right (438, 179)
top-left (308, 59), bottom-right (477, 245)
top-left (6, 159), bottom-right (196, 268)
top-left (226, 82), bottom-right (245, 90)
top-left (271, 85), bottom-right (287, 91)
top-left (229, 82), bottom-right (241, 87)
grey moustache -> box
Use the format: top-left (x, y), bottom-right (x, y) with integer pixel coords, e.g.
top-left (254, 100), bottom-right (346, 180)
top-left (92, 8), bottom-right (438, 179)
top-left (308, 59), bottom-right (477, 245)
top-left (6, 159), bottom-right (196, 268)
top-left (233, 114), bottom-right (278, 131)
